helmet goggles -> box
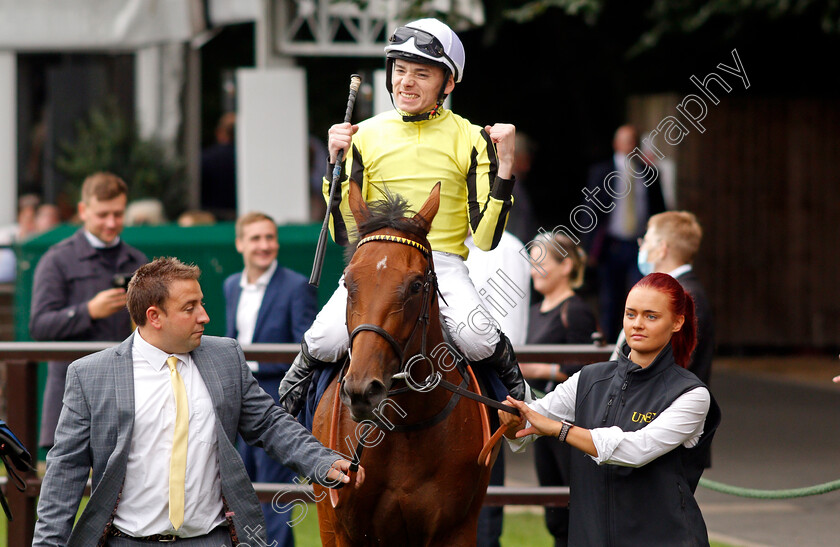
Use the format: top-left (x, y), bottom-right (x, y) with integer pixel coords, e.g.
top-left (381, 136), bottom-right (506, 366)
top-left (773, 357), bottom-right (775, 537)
top-left (388, 27), bottom-right (459, 80)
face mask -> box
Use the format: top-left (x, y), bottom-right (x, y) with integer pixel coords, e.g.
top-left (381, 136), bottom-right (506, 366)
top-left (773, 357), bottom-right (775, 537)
top-left (637, 248), bottom-right (654, 276)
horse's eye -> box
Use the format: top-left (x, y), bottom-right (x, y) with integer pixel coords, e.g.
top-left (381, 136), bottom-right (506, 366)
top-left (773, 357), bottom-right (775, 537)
top-left (410, 280), bottom-right (423, 294)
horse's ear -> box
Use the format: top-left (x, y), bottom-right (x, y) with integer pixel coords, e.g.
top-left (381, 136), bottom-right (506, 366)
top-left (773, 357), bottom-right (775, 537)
top-left (413, 182), bottom-right (441, 233)
top-left (348, 180), bottom-right (369, 226)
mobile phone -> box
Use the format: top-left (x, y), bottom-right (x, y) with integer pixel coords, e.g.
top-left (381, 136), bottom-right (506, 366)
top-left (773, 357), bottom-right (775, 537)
top-left (112, 273), bottom-right (133, 290)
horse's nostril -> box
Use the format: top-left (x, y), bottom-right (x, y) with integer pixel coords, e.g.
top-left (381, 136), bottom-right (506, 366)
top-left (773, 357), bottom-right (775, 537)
top-left (365, 380), bottom-right (387, 403)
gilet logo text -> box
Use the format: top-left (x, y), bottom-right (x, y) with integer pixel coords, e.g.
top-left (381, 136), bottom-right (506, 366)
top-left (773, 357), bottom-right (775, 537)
top-left (631, 411), bottom-right (657, 423)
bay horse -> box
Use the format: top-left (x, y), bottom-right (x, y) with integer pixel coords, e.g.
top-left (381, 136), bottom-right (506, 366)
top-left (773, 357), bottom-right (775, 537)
top-left (312, 182), bottom-right (500, 546)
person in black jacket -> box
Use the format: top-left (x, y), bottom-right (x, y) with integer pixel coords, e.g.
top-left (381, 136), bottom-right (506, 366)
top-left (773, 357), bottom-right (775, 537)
top-left (520, 232), bottom-right (596, 546)
top-left (501, 273), bottom-right (720, 546)
top-left (634, 211), bottom-right (714, 385)
top-left (29, 172), bottom-right (147, 449)
top-left (585, 125), bottom-right (666, 340)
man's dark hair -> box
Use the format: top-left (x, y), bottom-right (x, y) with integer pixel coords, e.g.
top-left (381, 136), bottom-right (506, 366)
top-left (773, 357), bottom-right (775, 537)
top-left (127, 257), bottom-right (201, 326)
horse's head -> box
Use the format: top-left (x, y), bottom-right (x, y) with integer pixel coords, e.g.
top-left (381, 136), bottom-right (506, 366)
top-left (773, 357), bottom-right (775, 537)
top-left (340, 182), bottom-right (441, 421)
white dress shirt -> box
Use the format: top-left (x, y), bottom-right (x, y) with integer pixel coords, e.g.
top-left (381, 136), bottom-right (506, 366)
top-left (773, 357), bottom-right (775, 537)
top-left (236, 260), bottom-right (277, 372)
top-left (464, 233), bottom-right (531, 344)
top-left (507, 370), bottom-right (710, 467)
top-left (607, 152), bottom-right (649, 240)
top-left (83, 229), bottom-right (120, 249)
top-left (113, 330), bottom-right (225, 537)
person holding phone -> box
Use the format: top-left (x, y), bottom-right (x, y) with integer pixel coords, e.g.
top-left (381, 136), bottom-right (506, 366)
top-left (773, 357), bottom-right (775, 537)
top-left (29, 172), bottom-right (147, 449)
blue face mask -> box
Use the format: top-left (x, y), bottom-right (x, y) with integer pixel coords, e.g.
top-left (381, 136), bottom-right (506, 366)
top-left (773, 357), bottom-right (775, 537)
top-left (637, 248), bottom-right (654, 276)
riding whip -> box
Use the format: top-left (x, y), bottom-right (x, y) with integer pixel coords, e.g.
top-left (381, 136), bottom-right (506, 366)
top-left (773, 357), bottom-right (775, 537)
top-left (310, 73), bottom-right (363, 287)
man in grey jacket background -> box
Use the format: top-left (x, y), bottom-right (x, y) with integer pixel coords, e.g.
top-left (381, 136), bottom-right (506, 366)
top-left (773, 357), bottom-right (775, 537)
top-left (29, 172), bottom-right (147, 449)
top-left (33, 257), bottom-right (362, 546)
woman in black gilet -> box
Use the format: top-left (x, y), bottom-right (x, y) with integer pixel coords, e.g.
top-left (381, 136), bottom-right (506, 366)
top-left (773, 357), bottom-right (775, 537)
top-left (502, 273), bottom-right (720, 546)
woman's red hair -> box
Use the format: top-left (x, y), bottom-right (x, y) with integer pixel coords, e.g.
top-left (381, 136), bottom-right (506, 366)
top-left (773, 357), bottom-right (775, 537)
top-left (632, 273), bottom-right (697, 368)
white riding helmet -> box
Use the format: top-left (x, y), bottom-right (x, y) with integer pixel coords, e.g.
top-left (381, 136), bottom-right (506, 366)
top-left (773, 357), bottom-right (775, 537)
top-left (384, 18), bottom-right (465, 84)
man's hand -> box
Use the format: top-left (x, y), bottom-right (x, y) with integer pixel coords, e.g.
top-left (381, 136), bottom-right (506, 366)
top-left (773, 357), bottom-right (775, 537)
top-left (327, 122), bottom-right (359, 164)
top-left (87, 288), bottom-right (128, 320)
top-left (484, 123), bottom-right (516, 180)
top-left (327, 458), bottom-right (365, 488)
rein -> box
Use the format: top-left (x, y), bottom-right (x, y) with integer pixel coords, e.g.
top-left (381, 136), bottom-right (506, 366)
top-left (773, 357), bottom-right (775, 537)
top-left (346, 234), bottom-right (519, 424)
top-left (335, 232), bottom-right (516, 479)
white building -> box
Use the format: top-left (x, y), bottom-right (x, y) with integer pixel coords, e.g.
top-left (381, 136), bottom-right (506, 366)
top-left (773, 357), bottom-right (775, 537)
top-left (0, 0), bottom-right (482, 225)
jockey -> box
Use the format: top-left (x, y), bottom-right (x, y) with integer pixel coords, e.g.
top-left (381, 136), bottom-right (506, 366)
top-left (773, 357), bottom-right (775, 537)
top-left (280, 17), bottom-right (528, 415)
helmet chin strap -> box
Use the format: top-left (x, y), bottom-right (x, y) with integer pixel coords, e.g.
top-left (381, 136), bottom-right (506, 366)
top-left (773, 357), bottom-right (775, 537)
top-left (396, 99), bottom-right (444, 122)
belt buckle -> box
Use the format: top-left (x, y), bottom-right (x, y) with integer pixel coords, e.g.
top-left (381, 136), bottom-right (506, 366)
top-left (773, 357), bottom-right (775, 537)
top-left (159, 535), bottom-right (177, 543)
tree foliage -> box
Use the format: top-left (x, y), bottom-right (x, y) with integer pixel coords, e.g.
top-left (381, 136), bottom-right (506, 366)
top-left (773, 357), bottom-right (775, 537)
top-left (503, 0), bottom-right (840, 56)
top-left (391, 0), bottom-right (840, 55)
top-left (56, 100), bottom-right (185, 219)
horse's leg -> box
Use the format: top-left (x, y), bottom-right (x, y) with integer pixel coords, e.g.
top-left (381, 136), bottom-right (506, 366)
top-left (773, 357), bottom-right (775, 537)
top-left (431, 517), bottom-right (479, 547)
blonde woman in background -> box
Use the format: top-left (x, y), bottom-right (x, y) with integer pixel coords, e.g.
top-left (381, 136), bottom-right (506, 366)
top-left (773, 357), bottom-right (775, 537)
top-left (522, 232), bottom-right (596, 547)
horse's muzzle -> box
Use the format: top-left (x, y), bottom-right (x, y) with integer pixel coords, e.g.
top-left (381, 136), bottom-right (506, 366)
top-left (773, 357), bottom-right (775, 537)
top-left (340, 375), bottom-right (388, 422)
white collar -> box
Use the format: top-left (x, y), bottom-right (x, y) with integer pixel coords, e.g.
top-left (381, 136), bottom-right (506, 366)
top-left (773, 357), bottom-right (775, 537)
top-left (84, 229), bottom-right (121, 249)
top-left (240, 260), bottom-right (277, 289)
top-left (668, 264), bottom-right (693, 279)
top-left (133, 329), bottom-right (192, 372)
top-left (614, 152), bottom-right (627, 170)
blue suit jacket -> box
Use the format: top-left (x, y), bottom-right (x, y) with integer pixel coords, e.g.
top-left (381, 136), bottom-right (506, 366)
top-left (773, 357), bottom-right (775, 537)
top-left (585, 158), bottom-right (666, 261)
top-left (224, 266), bottom-right (317, 396)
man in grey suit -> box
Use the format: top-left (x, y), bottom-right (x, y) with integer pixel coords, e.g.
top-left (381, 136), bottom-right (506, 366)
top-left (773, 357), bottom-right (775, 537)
top-left (33, 257), bottom-right (363, 546)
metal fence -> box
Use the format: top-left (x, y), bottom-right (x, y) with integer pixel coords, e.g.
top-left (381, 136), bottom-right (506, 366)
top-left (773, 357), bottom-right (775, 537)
top-left (0, 342), bottom-right (614, 545)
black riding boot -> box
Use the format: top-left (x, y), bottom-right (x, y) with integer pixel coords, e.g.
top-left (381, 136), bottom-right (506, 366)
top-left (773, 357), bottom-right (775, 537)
top-left (278, 341), bottom-right (336, 416)
top-left (476, 334), bottom-right (528, 401)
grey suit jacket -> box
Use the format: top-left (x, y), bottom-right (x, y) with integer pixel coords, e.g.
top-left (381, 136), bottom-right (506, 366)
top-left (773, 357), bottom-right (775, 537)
top-left (33, 334), bottom-right (340, 547)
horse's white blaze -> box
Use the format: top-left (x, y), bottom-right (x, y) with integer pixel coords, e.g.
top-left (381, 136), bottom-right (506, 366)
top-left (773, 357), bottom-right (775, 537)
top-left (376, 256), bottom-right (388, 271)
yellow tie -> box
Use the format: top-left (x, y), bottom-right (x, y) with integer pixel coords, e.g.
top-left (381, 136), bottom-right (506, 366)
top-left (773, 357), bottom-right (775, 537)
top-left (166, 355), bottom-right (189, 530)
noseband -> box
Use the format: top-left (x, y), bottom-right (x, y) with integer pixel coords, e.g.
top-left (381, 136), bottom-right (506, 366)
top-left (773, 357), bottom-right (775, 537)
top-left (348, 234), bottom-right (438, 389)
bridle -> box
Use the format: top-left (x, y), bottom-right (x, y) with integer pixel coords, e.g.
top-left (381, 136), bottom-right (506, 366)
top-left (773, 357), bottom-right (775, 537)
top-left (343, 233), bottom-right (518, 435)
top-left (347, 234), bottom-right (440, 394)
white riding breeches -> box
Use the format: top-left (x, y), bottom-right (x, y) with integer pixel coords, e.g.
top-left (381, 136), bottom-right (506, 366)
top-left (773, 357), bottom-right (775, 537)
top-left (304, 251), bottom-right (500, 363)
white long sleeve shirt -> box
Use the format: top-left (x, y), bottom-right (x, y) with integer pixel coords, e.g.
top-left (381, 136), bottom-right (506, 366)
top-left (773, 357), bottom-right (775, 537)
top-left (508, 371), bottom-right (710, 467)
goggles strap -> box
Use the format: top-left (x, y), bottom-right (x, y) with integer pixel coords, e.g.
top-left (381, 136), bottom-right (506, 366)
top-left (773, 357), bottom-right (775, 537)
top-left (389, 28), bottom-right (459, 82)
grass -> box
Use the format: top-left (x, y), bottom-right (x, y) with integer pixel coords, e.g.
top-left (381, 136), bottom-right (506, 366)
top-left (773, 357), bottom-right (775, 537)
top-left (289, 505), bottom-right (736, 546)
top-left (0, 503), bottom-right (735, 546)
top-left (290, 506), bottom-right (554, 545)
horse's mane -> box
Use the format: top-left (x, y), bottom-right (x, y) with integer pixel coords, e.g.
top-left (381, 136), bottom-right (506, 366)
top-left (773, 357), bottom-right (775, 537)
top-left (346, 187), bottom-right (431, 263)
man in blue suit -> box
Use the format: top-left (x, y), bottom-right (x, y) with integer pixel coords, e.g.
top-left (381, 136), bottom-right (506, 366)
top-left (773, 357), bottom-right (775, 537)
top-left (224, 212), bottom-right (318, 547)
top-left (585, 125), bottom-right (666, 340)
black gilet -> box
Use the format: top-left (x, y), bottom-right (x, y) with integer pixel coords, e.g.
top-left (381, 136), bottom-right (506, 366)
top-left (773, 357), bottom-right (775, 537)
top-left (568, 342), bottom-right (720, 547)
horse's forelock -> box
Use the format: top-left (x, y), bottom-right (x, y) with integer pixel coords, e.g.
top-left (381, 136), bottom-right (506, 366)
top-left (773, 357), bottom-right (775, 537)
top-left (345, 191), bottom-right (430, 264)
